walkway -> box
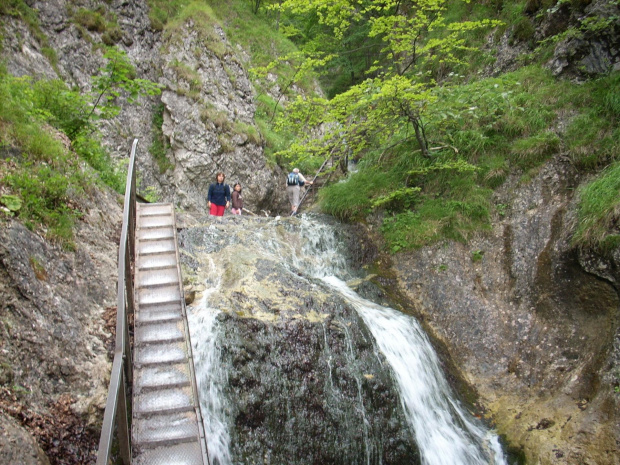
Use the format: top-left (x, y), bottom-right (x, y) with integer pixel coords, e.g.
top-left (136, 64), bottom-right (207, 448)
top-left (131, 203), bottom-right (208, 465)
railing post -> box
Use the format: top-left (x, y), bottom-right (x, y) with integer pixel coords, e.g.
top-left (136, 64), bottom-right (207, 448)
top-left (117, 367), bottom-right (131, 464)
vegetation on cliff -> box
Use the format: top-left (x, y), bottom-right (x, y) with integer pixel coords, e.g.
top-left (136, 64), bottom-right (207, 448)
top-left (1, 0), bottom-right (619, 254)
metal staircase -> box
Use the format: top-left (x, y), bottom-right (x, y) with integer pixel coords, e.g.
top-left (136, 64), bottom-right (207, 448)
top-left (96, 139), bottom-right (209, 465)
top-left (131, 202), bottom-right (208, 464)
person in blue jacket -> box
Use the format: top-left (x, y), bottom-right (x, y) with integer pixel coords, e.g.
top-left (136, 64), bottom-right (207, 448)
top-left (207, 172), bottom-right (231, 216)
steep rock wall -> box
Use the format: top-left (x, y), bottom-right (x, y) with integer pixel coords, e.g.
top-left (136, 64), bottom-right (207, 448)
top-left (388, 159), bottom-right (619, 464)
top-left (1, 0), bottom-right (287, 215)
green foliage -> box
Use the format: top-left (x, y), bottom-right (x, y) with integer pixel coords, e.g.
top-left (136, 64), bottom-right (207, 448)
top-left (320, 167), bottom-right (402, 220)
top-left (573, 161), bottom-right (620, 252)
top-left (511, 131), bottom-right (561, 170)
top-left (146, 0), bottom-right (198, 31)
top-left (149, 103), bottom-right (173, 174)
top-left (0, 0), bottom-right (47, 45)
top-left (4, 163), bottom-right (81, 248)
top-left (91, 47), bottom-right (162, 120)
top-left (0, 63), bottom-right (134, 246)
top-left (381, 195), bottom-right (491, 253)
top-left (72, 8), bottom-right (107, 33)
top-left (72, 132), bottom-right (125, 192)
top-left (471, 249), bottom-right (484, 262)
top-left (0, 195), bottom-right (22, 215)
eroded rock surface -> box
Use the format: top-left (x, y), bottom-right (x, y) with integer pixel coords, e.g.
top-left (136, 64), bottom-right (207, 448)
top-left (390, 160), bottom-right (620, 464)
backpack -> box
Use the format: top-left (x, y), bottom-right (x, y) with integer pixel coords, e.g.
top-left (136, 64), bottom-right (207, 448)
top-left (287, 172), bottom-right (303, 186)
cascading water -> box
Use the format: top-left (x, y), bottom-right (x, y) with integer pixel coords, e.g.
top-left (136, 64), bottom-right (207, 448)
top-left (183, 215), bottom-right (507, 465)
top-left (322, 277), bottom-right (506, 465)
top-left (187, 256), bottom-right (232, 465)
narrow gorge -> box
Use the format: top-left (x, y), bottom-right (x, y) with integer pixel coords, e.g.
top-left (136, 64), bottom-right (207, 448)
top-left (0, 1), bottom-right (618, 464)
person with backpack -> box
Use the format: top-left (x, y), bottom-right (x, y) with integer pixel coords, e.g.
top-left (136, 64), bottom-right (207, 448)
top-left (231, 182), bottom-right (243, 215)
top-left (286, 168), bottom-right (312, 215)
top-left (207, 171), bottom-right (231, 216)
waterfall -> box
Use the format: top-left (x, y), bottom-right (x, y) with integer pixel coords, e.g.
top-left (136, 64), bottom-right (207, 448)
top-left (188, 257), bottom-right (232, 465)
top-left (322, 276), bottom-right (506, 465)
top-left (185, 215), bottom-right (506, 465)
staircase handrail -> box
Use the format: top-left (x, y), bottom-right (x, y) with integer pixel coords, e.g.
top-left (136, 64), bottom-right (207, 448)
top-left (96, 138), bottom-right (138, 465)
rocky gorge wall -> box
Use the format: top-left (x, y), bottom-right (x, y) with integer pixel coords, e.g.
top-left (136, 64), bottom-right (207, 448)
top-left (379, 159), bottom-right (620, 464)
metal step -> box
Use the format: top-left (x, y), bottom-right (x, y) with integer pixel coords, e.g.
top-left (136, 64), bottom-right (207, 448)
top-left (134, 386), bottom-right (195, 417)
top-left (136, 304), bottom-right (183, 326)
top-left (139, 238), bottom-right (177, 256)
top-left (135, 321), bottom-right (185, 346)
top-left (138, 285), bottom-right (182, 307)
top-left (133, 410), bottom-right (200, 448)
top-left (136, 267), bottom-right (180, 289)
top-left (139, 215), bottom-right (174, 228)
top-left (133, 440), bottom-right (203, 465)
top-left (134, 363), bottom-right (191, 392)
top-left (134, 341), bottom-right (188, 367)
top-left (137, 226), bottom-right (175, 241)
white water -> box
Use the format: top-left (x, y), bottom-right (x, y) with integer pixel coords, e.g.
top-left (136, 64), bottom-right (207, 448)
top-left (188, 257), bottom-right (232, 465)
top-left (187, 216), bottom-right (507, 465)
top-left (322, 276), bottom-right (506, 465)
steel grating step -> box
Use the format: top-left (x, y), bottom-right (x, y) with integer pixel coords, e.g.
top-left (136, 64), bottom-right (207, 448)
top-left (134, 363), bottom-right (191, 391)
top-left (137, 226), bottom-right (175, 241)
top-left (139, 216), bottom-right (174, 229)
top-left (136, 306), bottom-right (183, 326)
top-left (133, 439), bottom-right (203, 465)
top-left (138, 285), bottom-right (182, 306)
top-left (134, 385), bottom-right (195, 416)
top-left (135, 321), bottom-right (185, 346)
top-left (139, 204), bottom-right (172, 214)
top-left (133, 410), bottom-right (199, 447)
top-left (135, 341), bottom-right (188, 367)
top-left (139, 253), bottom-right (177, 271)
top-left (139, 239), bottom-right (176, 255)
top-left (137, 266), bottom-right (179, 288)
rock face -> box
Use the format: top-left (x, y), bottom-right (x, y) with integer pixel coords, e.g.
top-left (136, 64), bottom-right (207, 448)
top-left (487, 0), bottom-right (620, 78)
top-left (0, 412), bottom-right (50, 465)
top-left (389, 159), bottom-right (620, 464)
top-left (157, 20), bottom-right (287, 214)
top-left (0, 0), bottom-right (288, 216)
top-left (0, 188), bottom-right (122, 462)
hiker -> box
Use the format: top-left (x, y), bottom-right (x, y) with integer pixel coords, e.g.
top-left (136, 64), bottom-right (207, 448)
top-left (207, 171), bottom-right (231, 216)
top-left (231, 182), bottom-right (243, 215)
top-left (286, 168), bottom-right (312, 215)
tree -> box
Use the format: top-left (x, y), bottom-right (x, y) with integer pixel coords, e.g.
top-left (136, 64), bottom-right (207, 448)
top-left (90, 47), bottom-right (162, 122)
top-left (269, 0), bottom-right (501, 163)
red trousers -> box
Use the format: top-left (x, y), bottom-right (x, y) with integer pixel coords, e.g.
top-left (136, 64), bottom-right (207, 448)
top-left (210, 204), bottom-right (226, 216)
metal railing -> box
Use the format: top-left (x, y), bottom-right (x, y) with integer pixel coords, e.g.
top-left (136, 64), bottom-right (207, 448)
top-left (96, 138), bottom-right (138, 465)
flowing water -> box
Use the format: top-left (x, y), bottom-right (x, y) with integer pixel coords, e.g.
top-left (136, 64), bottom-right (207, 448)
top-left (185, 214), bottom-right (507, 465)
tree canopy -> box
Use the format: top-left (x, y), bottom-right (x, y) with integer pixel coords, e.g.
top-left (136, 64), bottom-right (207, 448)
top-left (267, 0), bottom-right (501, 164)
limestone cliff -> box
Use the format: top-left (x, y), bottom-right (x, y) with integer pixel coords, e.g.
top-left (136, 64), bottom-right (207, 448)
top-left (2, 0), bottom-right (287, 215)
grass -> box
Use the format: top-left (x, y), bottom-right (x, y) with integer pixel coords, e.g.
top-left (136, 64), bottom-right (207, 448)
top-left (0, 67), bottom-right (124, 248)
top-left (573, 161), bottom-right (620, 252)
top-left (318, 64), bottom-right (619, 252)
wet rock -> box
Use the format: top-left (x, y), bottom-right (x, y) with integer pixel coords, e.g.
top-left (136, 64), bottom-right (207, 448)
top-left (182, 216), bottom-right (420, 464)
top-left (390, 158), bottom-right (620, 464)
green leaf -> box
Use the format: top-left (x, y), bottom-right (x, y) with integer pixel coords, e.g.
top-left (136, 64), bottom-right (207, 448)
top-left (1, 194), bottom-right (23, 212)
